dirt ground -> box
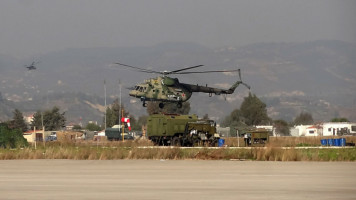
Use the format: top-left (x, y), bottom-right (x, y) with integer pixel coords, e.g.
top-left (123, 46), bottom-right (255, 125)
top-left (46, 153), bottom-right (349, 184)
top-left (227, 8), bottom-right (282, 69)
top-left (0, 160), bottom-right (355, 200)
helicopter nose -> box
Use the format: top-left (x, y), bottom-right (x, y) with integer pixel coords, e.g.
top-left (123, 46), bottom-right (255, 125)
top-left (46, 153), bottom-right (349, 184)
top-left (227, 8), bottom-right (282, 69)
top-left (129, 90), bottom-right (137, 97)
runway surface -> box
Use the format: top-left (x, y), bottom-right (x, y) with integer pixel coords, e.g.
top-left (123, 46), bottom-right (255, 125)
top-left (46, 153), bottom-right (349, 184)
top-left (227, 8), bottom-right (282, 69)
top-left (0, 160), bottom-right (355, 200)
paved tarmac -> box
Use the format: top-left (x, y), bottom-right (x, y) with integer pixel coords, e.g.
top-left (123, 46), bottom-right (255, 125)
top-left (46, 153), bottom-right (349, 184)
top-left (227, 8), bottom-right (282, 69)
top-left (0, 160), bottom-right (355, 200)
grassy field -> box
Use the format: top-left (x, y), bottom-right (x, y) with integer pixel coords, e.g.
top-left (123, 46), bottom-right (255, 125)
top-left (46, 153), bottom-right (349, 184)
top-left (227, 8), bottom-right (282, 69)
top-left (0, 136), bottom-right (355, 161)
top-left (225, 136), bottom-right (356, 147)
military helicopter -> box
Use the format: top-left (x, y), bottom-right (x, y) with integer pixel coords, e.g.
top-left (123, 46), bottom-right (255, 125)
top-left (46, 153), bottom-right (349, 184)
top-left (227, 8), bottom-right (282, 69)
top-left (115, 63), bottom-right (250, 108)
top-left (24, 60), bottom-right (40, 70)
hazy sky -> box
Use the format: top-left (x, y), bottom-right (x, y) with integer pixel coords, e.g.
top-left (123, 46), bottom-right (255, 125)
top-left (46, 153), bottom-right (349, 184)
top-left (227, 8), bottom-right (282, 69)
top-left (0, 0), bottom-right (355, 58)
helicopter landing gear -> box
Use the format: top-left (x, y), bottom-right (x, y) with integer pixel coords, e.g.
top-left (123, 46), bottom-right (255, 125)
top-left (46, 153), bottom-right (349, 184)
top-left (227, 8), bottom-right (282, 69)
top-left (141, 97), bottom-right (147, 107)
top-left (177, 102), bottom-right (182, 108)
top-left (159, 102), bottom-right (164, 109)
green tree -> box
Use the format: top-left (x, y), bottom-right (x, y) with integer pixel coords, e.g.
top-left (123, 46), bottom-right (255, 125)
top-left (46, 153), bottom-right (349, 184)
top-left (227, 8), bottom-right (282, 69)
top-left (240, 93), bottom-right (271, 126)
top-left (105, 106), bottom-right (116, 128)
top-left (72, 124), bottom-right (82, 130)
top-left (274, 119), bottom-right (290, 136)
top-left (294, 112), bottom-right (314, 125)
top-left (221, 109), bottom-right (242, 127)
top-left (105, 99), bottom-right (129, 128)
top-left (0, 123), bottom-right (28, 148)
top-left (146, 102), bottom-right (190, 115)
top-left (8, 109), bottom-right (28, 132)
top-left (137, 115), bottom-right (148, 127)
top-left (128, 115), bottom-right (138, 131)
top-left (220, 108), bottom-right (248, 136)
top-left (127, 115), bottom-right (148, 131)
top-left (86, 123), bottom-right (102, 131)
top-left (331, 117), bottom-right (349, 122)
top-left (31, 107), bottom-right (66, 131)
top-left (220, 93), bottom-right (270, 136)
top-left (202, 114), bottom-right (209, 120)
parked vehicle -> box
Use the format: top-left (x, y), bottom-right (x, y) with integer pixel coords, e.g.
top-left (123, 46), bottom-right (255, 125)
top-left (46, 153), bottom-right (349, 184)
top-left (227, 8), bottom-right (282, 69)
top-left (147, 114), bottom-right (220, 146)
top-left (45, 132), bottom-right (57, 141)
top-left (240, 128), bottom-right (269, 147)
top-left (45, 135), bottom-right (57, 141)
top-left (105, 128), bottom-right (134, 141)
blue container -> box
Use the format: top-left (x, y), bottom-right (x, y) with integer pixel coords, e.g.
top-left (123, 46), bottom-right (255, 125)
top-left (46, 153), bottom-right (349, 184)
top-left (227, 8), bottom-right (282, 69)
top-left (320, 139), bottom-right (327, 146)
top-left (334, 138), bottom-right (340, 146)
top-left (218, 139), bottom-right (225, 147)
top-left (327, 139), bottom-right (334, 146)
top-left (340, 138), bottom-right (346, 146)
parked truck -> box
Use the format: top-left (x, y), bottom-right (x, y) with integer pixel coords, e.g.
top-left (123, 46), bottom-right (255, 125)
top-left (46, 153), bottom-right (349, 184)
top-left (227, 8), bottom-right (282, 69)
top-left (240, 128), bottom-right (270, 147)
top-left (105, 128), bottom-right (134, 141)
top-left (147, 114), bottom-right (220, 146)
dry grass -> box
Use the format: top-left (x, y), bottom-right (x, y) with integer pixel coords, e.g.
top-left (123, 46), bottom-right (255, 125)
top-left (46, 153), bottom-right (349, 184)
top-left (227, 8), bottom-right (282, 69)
top-left (225, 136), bottom-right (356, 147)
top-left (251, 147), bottom-right (300, 161)
top-left (0, 137), bottom-right (355, 161)
top-left (1, 146), bottom-right (355, 161)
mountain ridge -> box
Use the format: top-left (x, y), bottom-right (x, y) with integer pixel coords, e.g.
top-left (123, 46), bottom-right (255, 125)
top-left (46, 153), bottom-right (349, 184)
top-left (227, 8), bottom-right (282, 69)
top-left (1, 40), bottom-right (355, 123)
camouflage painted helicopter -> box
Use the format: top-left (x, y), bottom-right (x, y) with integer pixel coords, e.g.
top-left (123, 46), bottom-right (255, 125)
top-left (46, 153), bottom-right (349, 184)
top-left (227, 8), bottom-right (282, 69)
top-left (115, 63), bottom-right (250, 108)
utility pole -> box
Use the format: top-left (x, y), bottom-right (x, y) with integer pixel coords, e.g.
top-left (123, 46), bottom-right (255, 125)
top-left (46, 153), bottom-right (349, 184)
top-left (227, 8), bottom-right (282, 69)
top-left (42, 112), bottom-right (45, 147)
top-left (104, 80), bottom-right (107, 130)
top-left (122, 109), bottom-right (124, 142)
top-left (236, 128), bottom-right (239, 147)
top-left (34, 126), bottom-right (36, 150)
top-left (119, 79), bottom-right (122, 131)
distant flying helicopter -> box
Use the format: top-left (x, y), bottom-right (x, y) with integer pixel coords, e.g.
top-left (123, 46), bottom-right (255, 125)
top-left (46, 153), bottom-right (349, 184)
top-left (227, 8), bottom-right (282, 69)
top-left (115, 63), bottom-right (250, 108)
top-left (24, 60), bottom-right (40, 70)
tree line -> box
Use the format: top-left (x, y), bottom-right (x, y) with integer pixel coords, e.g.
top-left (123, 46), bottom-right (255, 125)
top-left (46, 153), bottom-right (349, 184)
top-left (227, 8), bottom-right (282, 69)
top-left (220, 92), bottom-right (350, 136)
top-left (2, 93), bottom-right (350, 139)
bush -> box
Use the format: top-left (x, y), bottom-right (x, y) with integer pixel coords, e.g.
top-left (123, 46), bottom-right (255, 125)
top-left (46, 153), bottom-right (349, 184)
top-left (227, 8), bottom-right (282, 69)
top-left (0, 124), bottom-right (28, 148)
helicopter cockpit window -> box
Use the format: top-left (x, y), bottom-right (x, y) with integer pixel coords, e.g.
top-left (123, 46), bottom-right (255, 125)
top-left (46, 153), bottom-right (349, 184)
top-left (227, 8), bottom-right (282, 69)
top-left (139, 87), bottom-right (143, 92)
top-left (210, 121), bottom-right (216, 127)
top-left (135, 86), bottom-right (139, 90)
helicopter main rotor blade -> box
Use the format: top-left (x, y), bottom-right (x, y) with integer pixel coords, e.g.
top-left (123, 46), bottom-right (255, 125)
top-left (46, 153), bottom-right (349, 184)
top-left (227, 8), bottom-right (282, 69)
top-left (175, 69), bottom-right (240, 74)
top-left (168, 65), bottom-right (204, 74)
top-left (115, 62), bottom-right (160, 74)
top-left (115, 62), bottom-right (205, 75)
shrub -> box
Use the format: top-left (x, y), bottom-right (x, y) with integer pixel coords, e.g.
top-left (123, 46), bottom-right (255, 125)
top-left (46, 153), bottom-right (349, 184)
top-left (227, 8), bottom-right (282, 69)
top-left (0, 124), bottom-right (28, 148)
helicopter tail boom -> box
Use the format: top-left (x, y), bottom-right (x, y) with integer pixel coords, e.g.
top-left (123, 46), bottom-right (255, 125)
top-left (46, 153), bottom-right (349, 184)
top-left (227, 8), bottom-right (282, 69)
top-left (181, 82), bottom-right (240, 95)
top-left (181, 68), bottom-right (250, 95)
top-left (226, 80), bottom-right (250, 94)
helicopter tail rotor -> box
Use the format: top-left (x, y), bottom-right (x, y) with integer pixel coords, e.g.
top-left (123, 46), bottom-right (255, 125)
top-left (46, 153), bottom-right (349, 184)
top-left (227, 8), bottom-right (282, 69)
top-left (237, 69), bottom-right (250, 90)
top-left (225, 68), bottom-right (250, 93)
top-left (241, 82), bottom-right (251, 90)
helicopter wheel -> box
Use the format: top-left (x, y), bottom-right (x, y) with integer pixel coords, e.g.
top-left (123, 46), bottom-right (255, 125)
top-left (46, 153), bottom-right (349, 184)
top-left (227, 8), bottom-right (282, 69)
top-left (177, 102), bottom-right (182, 108)
top-left (143, 102), bottom-right (147, 107)
top-left (159, 102), bottom-right (164, 109)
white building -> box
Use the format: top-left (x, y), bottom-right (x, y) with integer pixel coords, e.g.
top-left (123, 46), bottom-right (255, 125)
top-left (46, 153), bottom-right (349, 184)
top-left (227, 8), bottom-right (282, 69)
top-left (322, 122), bottom-right (356, 136)
top-left (305, 125), bottom-right (322, 136)
top-left (24, 113), bottom-right (34, 124)
top-left (290, 125), bottom-right (322, 137)
top-left (290, 122), bottom-right (356, 137)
